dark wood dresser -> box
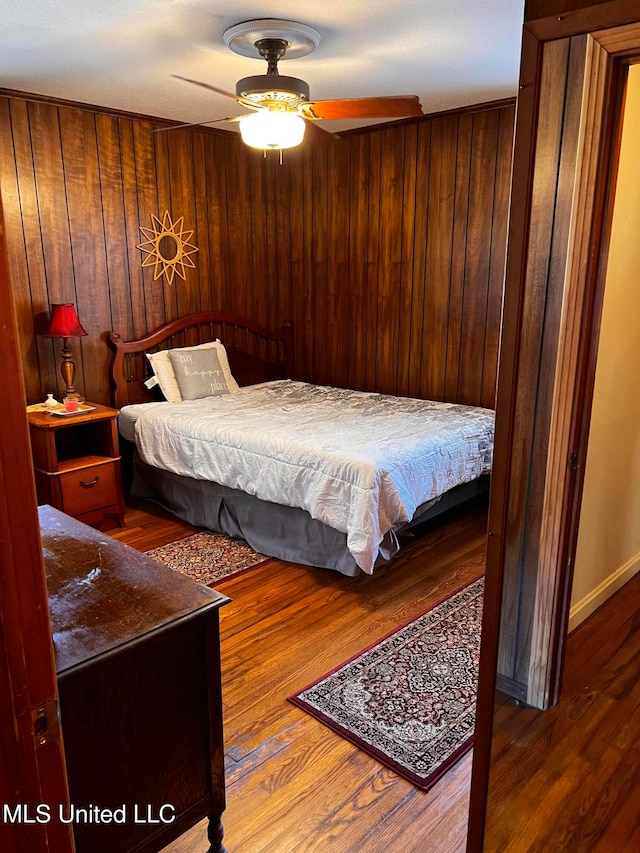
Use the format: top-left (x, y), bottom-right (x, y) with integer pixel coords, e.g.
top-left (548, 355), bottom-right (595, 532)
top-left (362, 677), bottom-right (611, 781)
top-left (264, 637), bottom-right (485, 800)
top-left (39, 505), bottom-right (229, 853)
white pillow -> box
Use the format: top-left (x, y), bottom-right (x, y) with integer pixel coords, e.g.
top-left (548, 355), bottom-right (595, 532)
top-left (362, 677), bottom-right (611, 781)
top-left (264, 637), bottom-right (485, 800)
top-left (146, 350), bottom-right (182, 403)
top-left (146, 339), bottom-right (240, 402)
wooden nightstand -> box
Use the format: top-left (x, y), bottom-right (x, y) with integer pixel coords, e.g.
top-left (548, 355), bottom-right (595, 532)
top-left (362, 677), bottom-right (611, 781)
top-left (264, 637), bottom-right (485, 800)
top-left (28, 403), bottom-right (125, 530)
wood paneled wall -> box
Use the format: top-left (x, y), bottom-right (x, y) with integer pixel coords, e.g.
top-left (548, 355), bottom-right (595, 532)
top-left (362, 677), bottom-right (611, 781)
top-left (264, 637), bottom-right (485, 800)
top-left (0, 91), bottom-right (514, 408)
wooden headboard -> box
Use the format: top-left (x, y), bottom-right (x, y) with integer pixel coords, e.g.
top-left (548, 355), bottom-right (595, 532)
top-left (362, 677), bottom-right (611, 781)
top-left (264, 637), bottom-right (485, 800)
top-left (108, 312), bottom-right (293, 408)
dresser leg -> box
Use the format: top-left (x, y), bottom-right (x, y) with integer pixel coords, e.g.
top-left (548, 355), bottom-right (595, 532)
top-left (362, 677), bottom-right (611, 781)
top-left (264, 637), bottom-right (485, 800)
top-left (207, 815), bottom-right (226, 853)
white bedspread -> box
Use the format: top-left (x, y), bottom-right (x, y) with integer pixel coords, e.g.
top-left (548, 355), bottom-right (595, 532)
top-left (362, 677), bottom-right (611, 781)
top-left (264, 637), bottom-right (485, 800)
top-left (129, 381), bottom-right (494, 574)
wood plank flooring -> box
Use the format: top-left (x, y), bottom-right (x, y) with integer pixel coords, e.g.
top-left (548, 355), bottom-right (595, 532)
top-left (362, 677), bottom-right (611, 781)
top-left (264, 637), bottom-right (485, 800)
top-left (109, 500), bottom-right (640, 852)
top-left (484, 570), bottom-right (640, 852)
top-left (110, 498), bottom-right (488, 853)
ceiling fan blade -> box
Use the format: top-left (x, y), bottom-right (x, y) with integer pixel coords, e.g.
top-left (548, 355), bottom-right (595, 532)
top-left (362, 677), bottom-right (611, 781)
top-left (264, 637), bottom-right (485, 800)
top-left (301, 119), bottom-right (339, 144)
top-left (171, 75), bottom-right (260, 111)
top-left (171, 74), bottom-right (239, 101)
top-left (153, 117), bottom-right (238, 133)
top-left (300, 95), bottom-right (423, 121)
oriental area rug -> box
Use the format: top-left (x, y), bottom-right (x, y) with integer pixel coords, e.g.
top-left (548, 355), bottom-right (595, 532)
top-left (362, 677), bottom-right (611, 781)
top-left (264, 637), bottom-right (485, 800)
top-left (146, 531), bottom-right (268, 586)
top-left (289, 576), bottom-right (484, 791)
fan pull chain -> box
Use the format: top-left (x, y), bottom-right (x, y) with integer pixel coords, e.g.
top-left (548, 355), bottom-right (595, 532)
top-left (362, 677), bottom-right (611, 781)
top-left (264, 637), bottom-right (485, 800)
top-left (261, 149), bottom-right (285, 165)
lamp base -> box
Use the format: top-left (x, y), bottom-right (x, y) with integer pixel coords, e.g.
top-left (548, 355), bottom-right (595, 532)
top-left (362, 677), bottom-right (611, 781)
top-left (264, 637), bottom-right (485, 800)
top-left (60, 340), bottom-right (84, 403)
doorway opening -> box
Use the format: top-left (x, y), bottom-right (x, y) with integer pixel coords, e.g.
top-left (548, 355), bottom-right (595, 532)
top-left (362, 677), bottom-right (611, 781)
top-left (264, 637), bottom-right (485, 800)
top-left (569, 63), bottom-right (640, 634)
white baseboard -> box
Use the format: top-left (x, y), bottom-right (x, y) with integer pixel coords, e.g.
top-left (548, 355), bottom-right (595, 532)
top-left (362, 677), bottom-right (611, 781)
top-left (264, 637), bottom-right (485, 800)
top-left (569, 552), bottom-right (640, 633)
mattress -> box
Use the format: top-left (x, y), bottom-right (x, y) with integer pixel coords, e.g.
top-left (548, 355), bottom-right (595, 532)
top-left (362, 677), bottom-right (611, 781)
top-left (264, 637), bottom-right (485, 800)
top-left (121, 380), bottom-right (495, 574)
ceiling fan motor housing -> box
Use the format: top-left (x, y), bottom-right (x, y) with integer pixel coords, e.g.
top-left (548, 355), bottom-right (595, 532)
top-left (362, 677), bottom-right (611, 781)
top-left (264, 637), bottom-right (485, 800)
top-left (236, 74), bottom-right (310, 103)
top-left (235, 37), bottom-right (310, 104)
top-left (225, 22), bottom-right (320, 106)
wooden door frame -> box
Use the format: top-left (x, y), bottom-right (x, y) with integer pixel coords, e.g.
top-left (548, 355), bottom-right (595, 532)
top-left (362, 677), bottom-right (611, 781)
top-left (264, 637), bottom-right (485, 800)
top-left (526, 31), bottom-right (621, 709)
top-left (0, 196), bottom-right (74, 851)
top-left (467, 6), bottom-right (640, 850)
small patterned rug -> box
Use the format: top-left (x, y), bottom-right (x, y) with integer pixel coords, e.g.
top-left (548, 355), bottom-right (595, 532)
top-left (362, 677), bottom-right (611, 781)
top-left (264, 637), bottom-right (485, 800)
top-left (289, 576), bottom-right (484, 791)
top-left (146, 531), bottom-right (268, 586)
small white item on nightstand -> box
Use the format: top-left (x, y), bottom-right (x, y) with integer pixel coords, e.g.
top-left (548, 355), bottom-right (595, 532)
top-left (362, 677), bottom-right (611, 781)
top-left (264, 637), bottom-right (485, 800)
top-left (44, 393), bottom-right (59, 408)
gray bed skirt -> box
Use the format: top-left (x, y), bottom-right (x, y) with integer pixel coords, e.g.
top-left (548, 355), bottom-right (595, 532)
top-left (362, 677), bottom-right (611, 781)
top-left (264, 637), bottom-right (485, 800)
top-left (129, 447), bottom-right (489, 576)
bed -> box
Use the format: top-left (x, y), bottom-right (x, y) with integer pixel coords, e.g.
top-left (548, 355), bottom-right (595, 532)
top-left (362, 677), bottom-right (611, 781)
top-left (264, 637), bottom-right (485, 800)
top-left (109, 312), bottom-right (493, 577)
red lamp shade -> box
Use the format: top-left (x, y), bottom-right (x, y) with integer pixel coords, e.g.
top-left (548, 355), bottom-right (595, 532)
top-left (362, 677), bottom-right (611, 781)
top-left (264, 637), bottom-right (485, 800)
top-left (42, 303), bottom-right (88, 399)
top-left (44, 303), bottom-right (88, 338)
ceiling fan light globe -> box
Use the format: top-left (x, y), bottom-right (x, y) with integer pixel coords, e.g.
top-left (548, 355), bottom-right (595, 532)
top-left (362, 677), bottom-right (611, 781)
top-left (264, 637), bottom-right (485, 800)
top-left (239, 111), bottom-right (306, 150)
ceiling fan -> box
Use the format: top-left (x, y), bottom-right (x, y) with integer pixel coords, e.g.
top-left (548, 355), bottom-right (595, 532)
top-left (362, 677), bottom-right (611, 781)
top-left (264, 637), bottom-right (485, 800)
top-left (170, 19), bottom-right (424, 151)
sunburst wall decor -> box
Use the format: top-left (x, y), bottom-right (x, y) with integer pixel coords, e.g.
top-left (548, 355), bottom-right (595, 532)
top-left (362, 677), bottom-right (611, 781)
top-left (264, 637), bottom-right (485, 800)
top-left (137, 210), bottom-right (199, 286)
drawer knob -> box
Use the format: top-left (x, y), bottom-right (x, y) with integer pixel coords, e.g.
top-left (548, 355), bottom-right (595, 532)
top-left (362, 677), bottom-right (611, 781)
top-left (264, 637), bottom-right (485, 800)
top-left (79, 476), bottom-right (100, 488)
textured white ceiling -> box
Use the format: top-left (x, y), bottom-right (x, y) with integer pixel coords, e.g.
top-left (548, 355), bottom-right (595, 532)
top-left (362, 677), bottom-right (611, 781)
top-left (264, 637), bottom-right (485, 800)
top-left (0, 0), bottom-right (525, 132)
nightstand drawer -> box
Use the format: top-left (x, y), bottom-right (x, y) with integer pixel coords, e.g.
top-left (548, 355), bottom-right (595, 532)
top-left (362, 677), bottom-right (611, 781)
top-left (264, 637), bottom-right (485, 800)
top-left (60, 461), bottom-right (118, 516)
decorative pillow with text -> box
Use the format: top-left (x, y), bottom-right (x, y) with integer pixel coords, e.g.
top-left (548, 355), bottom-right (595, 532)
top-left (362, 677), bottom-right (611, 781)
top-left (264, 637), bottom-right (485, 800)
top-left (167, 347), bottom-right (229, 400)
top-left (147, 339), bottom-right (240, 402)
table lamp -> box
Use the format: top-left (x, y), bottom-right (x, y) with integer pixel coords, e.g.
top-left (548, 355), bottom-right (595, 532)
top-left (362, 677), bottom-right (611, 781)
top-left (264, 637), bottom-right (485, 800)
top-left (43, 303), bottom-right (88, 400)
